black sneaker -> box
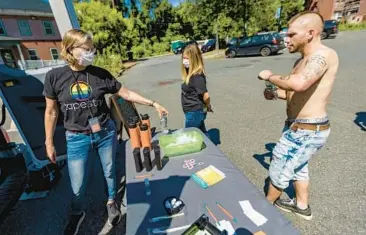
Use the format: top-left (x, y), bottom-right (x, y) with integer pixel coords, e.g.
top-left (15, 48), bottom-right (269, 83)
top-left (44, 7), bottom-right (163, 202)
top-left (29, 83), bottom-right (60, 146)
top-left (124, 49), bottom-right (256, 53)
top-left (107, 202), bottom-right (122, 226)
top-left (275, 198), bottom-right (313, 221)
top-left (63, 211), bottom-right (86, 235)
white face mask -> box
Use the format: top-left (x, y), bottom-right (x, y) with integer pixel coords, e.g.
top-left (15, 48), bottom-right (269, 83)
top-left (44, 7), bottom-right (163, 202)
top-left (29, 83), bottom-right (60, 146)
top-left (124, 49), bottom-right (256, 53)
top-left (78, 50), bottom-right (95, 66)
top-left (182, 58), bottom-right (189, 68)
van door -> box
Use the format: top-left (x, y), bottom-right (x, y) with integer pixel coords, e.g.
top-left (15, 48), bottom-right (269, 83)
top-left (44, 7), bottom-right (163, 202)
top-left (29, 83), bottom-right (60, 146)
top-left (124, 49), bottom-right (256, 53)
top-left (237, 37), bottom-right (252, 56)
top-left (0, 66), bottom-right (67, 169)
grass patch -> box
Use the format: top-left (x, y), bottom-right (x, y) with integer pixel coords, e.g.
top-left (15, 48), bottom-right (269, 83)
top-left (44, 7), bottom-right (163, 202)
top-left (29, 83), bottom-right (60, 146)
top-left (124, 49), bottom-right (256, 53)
top-left (203, 49), bottom-right (226, 59)
top-left (94, 50), bottom-right (124, 77)
top-left (339, 23), bottom-right (366, 31)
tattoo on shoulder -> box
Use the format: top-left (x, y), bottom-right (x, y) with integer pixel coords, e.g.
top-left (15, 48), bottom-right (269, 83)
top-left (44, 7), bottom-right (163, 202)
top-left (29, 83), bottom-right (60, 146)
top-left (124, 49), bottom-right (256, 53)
top-left (293, 58), bottom-right (302, 69)
top-left (301, 54), bottom-right (327, 81)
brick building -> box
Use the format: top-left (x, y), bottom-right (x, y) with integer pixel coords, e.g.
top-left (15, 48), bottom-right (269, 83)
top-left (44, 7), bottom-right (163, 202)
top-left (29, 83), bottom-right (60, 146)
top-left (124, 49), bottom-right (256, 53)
top-left (0, 0), bottom-right (62, 69)
top-left (306, 0), bottom-right (366, 22)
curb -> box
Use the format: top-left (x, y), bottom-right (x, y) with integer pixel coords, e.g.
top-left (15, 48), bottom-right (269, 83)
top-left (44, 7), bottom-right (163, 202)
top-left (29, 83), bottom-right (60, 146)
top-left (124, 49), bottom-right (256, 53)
top-left (140, 53), bottom-right (174, 60)
top-left (203, 51), bottom-right (225, 59)
top-left (117, 61), bottom-right (138, 77)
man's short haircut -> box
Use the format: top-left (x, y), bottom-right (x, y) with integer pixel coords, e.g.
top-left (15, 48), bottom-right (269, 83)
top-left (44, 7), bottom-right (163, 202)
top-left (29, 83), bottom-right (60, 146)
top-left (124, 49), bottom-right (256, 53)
top-left (288, 10), bottom-right (324, 31)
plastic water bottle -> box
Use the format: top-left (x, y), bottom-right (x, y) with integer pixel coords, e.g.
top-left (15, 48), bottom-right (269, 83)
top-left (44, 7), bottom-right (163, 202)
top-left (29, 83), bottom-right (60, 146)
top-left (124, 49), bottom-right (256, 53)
top-left (144, 178), bottom-right (151, 196)
top-left (160, 113), bottom-right (169, 134)
top-left (265, 81), bottom-right (278, 100)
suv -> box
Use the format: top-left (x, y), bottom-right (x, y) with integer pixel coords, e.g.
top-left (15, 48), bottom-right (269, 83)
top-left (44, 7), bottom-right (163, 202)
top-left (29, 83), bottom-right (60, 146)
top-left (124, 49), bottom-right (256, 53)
top-left (225, 32), bottom-right (285, 58)
top-left (201, 39), bottom-right (216, 53)
top-left (321, 20), bottom-right (338, 39)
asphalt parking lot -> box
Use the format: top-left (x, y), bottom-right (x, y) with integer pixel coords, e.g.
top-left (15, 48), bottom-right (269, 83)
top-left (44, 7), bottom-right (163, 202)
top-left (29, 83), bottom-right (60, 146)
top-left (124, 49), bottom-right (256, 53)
top-left (1, 30), bottom-right (366, 235)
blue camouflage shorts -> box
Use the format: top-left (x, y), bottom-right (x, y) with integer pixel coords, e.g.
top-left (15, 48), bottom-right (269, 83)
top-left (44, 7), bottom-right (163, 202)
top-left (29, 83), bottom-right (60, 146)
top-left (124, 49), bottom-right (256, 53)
top-left (269, 122), bottom-right (330, 190)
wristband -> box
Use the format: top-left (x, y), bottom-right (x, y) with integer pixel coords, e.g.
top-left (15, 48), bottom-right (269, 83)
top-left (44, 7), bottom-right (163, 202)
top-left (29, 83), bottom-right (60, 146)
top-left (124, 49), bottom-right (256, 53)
top-left (150, 101), bottom-right (156, 107)
top-left (268, 75), bottom-right (274, 82)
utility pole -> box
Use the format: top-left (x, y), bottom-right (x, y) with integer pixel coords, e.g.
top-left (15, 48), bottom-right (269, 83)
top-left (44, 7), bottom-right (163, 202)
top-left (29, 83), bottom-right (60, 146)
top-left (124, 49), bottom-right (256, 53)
top-left (277, 0), bottom-right (284, 32)
top-left (215, 21), bottom-right (219, 54)
top-left (243, 0), bottom-right (248, 37)
top-left (49, 0), bottom-right (80, 38)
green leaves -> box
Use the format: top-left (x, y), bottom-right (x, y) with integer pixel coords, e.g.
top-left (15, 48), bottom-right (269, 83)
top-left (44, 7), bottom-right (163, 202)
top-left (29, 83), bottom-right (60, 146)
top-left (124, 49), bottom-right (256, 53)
top-left (74, 0), bottom-right (306, 70)
top-left (75, 1), bottom-right (127, 55)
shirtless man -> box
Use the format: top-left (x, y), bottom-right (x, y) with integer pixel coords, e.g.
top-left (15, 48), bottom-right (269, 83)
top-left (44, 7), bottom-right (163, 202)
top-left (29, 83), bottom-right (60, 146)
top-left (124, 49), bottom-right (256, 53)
top-left (257, 11), bottom-right (339, 220)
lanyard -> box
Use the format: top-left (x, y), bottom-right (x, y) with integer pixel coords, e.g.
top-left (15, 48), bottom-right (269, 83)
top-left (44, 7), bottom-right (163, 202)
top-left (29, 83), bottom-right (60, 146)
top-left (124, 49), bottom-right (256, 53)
top-left (71, 71), bottom-right (94, 118)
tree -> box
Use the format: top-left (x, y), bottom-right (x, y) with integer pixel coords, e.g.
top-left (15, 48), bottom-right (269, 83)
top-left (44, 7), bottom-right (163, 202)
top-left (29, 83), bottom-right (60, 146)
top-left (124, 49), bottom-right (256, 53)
top-left (73, 0), bottom-right (306, 61)
top-left (75, 0), bottom-right (128, 55)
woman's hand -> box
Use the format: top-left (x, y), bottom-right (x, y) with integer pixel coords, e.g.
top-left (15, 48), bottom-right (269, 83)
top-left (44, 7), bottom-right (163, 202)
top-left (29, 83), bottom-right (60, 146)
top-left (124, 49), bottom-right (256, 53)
top-left (153, 102), bottom-right (169, 118)
top-left (46, 144), bottom-right (57, 163)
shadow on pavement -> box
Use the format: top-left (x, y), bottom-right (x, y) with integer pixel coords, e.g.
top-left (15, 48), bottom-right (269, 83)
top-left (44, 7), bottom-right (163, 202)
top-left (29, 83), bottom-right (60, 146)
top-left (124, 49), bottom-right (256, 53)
top-left (235, 227), bottom-right (254, 234)
top-left (74, 140), bottom-right (127, 235)
top-left (208, 128), bottom-right (221, 146)
top-left (354, 112), bottom-right (366, 131)
top-left (253, 143), bottom-right (295, 199)
top-left (123, 58), bottom-right (148, 63)
top-left (1, 140), bottom-right (128, 235)
top-left (253, 143), bottom-right (275, 170)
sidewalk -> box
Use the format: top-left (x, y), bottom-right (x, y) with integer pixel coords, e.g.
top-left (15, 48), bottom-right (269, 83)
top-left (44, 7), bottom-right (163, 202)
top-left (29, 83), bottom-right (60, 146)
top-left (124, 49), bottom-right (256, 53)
top-left (118, 61), bottom-right (138, 76)
top-left (202, 49), bottom-right (226, 59)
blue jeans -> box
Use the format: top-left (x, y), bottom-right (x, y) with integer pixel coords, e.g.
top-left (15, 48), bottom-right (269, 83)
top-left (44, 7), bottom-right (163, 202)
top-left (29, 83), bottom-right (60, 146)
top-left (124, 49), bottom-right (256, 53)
top-left (66, 119), bottom-right (117, 215)
top-left (269, 123), bottom-right (330, 190)
top-left (184, 110), bottom-right (207, 133)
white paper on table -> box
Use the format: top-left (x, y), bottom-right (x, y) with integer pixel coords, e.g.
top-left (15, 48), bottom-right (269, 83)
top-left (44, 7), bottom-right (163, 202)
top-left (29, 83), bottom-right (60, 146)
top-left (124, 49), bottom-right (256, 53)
top-left (239, 200), bottom-right (268, 226)
top-left (216, 220), bottom-right (236, 235)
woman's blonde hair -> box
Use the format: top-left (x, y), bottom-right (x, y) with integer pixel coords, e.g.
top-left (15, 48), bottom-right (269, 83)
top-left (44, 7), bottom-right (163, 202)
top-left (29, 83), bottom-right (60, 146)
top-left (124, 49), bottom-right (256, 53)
top-left (181, 44), bottom-right (206, 84)
top-left (60, 29), bottom-right (93, 66)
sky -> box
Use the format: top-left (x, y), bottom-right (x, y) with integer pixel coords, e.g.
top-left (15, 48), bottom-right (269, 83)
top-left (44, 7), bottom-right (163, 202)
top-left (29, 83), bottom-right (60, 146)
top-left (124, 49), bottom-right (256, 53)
top-left (169, 0), bottom-right (181, 7)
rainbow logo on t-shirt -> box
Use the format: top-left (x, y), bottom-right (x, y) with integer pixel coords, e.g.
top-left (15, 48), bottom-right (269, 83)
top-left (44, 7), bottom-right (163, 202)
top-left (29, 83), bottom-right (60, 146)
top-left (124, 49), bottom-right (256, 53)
top-left (70, 81), bottom-right (92, 101)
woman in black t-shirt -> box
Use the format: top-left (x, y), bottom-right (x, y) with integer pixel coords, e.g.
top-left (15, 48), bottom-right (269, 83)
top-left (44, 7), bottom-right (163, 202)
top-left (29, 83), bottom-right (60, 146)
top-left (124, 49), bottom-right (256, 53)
top-left (181, 44), bottom-right (213, 133)
top-left (43, 29), bottom-right (168, 235)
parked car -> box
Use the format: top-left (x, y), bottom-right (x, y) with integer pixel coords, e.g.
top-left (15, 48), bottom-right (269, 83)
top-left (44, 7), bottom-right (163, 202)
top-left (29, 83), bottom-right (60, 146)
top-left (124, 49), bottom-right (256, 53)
top-left (185, 39), bottom-right (198, 47)
top-left (0, 102), bottom-right (28, 224)
top-left (279, 27), bottom-right (288, 39)
top-left (171, 40), bottom-right (198, 54)
top-left (225, 32), bottom-right (286, 58)
top-left (226, 36), bottom-right (245, 47)
top-left (171, 40), bottom-right (186, 54)
top-left (201, 39), bottom-right (216, 53)
top-left (279, 27), bottom-right (289, 47)
top-left (322, 20), bottom-right (338, 39)
top-left (196, 40), bottom-right (206, 50)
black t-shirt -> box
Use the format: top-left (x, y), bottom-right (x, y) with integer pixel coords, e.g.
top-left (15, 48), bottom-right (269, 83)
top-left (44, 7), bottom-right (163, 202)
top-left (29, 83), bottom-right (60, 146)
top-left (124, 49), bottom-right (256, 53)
top-left (181, 74), bottom-right (208, 112)
top-left (43, 65), bottom-right (122, 131)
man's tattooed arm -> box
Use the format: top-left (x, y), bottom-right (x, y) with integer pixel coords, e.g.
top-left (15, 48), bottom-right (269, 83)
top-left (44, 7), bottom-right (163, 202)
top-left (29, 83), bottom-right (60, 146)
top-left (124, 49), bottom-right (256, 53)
top-left (301, 54), bottom-right (327, 81)
top-left (268, 52), bottom-right (329, 92)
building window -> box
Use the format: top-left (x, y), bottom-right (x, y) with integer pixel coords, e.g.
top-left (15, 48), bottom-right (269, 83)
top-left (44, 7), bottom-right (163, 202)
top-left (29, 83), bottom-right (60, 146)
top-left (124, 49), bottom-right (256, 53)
top-left (17, 20), bottom-right (32, 36)
top-left (28, 49), bottom-right (39, 60)
top-left (0, 19), bottom-right (6, 36)
top-left (50, 48), bottom-right (59, 60)
top-left (42, 21), bottom-right (55, 36)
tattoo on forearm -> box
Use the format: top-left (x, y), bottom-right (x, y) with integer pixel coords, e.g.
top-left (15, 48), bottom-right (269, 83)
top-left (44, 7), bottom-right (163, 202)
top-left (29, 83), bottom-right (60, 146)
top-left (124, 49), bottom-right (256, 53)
top-left (280, 75), bottom-right (290, 80)
top-left (301, 54), bottom-right (327, 81)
